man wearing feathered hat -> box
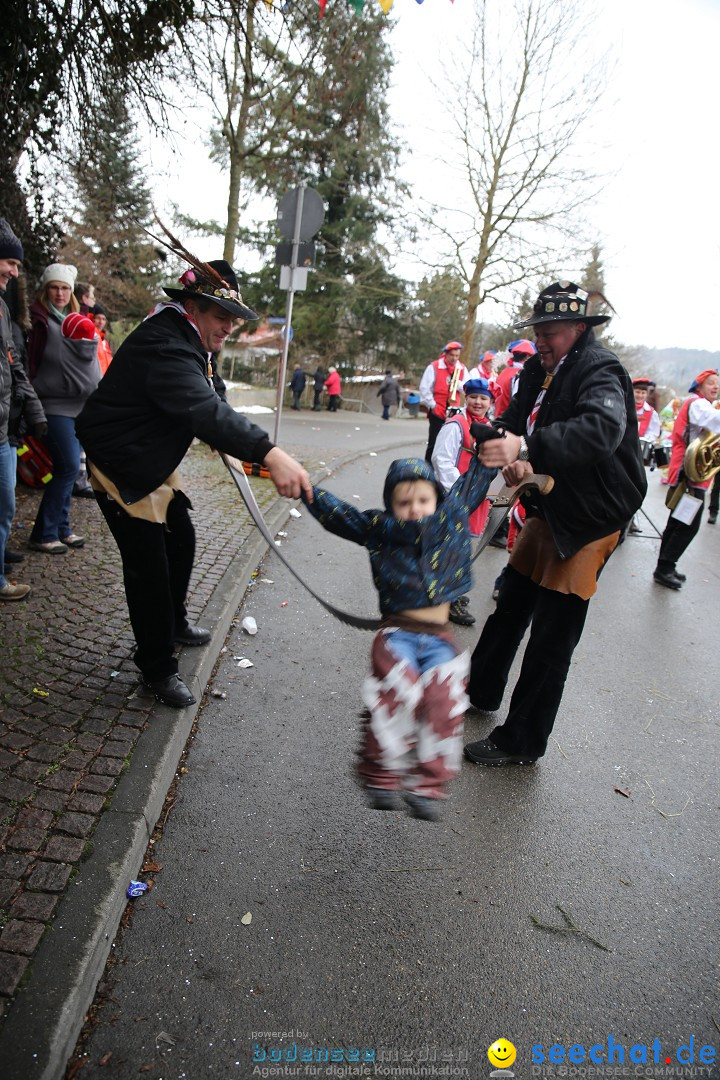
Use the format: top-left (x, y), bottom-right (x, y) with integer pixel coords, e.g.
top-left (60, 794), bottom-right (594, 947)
top-left (76, 248), bottom-right (312, 707)
top-left (419, 340), bottom-right (469, 462)
top-left (461, 281), bottom-right (646, 767)
top-left (653, 367), bottom-right (720, 588)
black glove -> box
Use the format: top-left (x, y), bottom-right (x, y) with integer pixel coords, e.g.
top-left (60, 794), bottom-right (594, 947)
top-left (470, 421), bottom-right (504, 445)
top-left (31, 422), bottom-right (48, 438)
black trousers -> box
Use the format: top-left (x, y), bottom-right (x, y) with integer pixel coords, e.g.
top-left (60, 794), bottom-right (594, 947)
top-left (656, 488), bottom-right (705, 573)
top-left (424, 411), bottom-right (445, 462)
top-left (468, 566), bottom-right (589, 759)
top-left (709, 473), bottom-right (719, 517)
top-left (97, 492), bottom-right (195, 681)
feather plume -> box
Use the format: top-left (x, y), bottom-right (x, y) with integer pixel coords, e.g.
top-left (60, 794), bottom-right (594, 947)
top-left (585, 289), bottom-right (617, 316)
top-left (145, 215), bottom-right (230, 289)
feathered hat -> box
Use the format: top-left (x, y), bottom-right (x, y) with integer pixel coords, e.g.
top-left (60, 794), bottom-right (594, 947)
top-left (148, 218), bottom-right (258, 321)
top-left (514, 281), bottom-right (614, 329)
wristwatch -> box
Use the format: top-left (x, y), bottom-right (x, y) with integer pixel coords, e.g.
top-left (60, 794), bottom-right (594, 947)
top-left (518, 436), bottom-right (530, 461)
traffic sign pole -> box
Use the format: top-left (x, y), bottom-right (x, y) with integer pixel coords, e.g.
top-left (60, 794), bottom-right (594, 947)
top-left (273, 184), bottom-right (306, 443)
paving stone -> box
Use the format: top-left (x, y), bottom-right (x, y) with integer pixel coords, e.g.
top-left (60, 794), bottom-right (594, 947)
top-left (77, 775), bottom-right (115, 794)
top-left (15, 807), bottom-right (54, 831)
top-left (0, 777), bottom-right (36, 803)
top-left (9, 892), bottom-right (58, 922)
top-left (0, 853), bottom-right (34, 877)
top-left (12, 760), bottom-right (48, 783)
top-left (6, 829), bottom-right (45, 852)
top-left (43, 835), bottom-right (85, 863)
top-left (100, 740), bottom-right (133, 759)
top-left (24, 743), bottom-right (62, 764)
top-left (26, 861), bottom-right (72, 892)
top-left (0, 879), bottom-right (18, 909)
top-left (66, 792), bottom-right (104, 815)
top-left (90, 757), bottom-right (124, 777)
top-left (0, 920), bottom-right (45, 955)
top-left (55, 812), bottom-right (94, 838)
top-left (78, 719), bottom-right (112, 736)
top-left (0, 952), bottom-right (29, 996)
top-left (31, 790), bottom-right (68, 812)
top-left (41, 770), bottom-right (81, 793)
top-left (61, 751), bottom-right (94, 771)
top-left (0, 749), bottom-right (18, 772)
top-left (75, 734), bottom-right (104, 753)
top-left (0, 733), bottom-right (33, 752)
top-left (39, 726), bottom-right (76, 745)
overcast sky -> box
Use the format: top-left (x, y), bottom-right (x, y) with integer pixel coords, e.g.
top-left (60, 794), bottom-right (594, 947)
top-left (148, 0), bottom-right (718, 353)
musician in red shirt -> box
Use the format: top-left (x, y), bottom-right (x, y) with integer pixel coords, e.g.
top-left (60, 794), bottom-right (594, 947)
top-left (419, 341), bottom-right (469, 462)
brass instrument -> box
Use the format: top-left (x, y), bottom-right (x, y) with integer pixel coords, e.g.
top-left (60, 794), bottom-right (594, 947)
top-left (447, 362), bottom-right (461, 403)
top-left (684, 429), bottom-right (720, 484)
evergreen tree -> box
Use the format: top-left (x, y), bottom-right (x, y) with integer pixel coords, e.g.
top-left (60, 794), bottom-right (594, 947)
top-left (60, 94), bottom-right (164, 322)
top-left (207, 3), bottom-right (409, 371)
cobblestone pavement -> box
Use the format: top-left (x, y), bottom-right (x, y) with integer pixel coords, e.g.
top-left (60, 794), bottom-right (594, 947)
top-left (0, 439), bottom-right (329, 1019)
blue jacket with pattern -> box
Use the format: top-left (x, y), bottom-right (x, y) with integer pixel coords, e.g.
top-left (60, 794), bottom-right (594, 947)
top-left (302, 456), bottom-right (496, 615)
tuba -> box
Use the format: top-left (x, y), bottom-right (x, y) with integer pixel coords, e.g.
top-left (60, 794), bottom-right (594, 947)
top-left (684, 429), bottom-right (720, 484)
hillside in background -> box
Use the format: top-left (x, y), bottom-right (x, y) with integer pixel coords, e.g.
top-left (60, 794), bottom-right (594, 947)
top-left (632, 346), bottom-right (720, 393)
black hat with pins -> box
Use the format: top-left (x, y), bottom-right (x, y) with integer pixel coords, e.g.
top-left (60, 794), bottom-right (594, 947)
top-left (514, 281), bottom-right (614, 329)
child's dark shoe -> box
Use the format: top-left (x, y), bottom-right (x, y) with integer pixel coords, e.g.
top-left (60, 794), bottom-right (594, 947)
top-left (403, 792), bottom-right (442, 822)
top-left (366, 787), bottom-right (403, 811)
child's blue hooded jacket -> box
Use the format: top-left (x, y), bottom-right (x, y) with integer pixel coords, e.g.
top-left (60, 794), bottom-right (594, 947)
top-left (302, 456), bottom-right (496, 615)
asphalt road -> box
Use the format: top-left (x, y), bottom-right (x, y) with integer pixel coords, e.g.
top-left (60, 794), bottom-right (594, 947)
top-left (70, 446), bottom-right (719, 1080)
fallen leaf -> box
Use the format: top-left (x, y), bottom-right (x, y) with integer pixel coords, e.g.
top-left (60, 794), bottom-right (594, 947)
top-left (99, 1051), bottom-right (112, 1066)
top-left (155, 900), bottom-right (167, 910)
top-left (613, 786), bottom-right (631, 798)
top-left (241, 912), bottom-right (252, 925)
top-left (142, 862), bottom-right (163, 873)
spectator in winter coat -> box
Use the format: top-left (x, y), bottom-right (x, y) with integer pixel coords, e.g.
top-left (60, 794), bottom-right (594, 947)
top-left (27, 263), bottom-right (102, 550)
top-left (290, 365), bottom-right (306, 410)
top-left (312, 366), bottom-right (325, 411)
top-left (0, 218), bottom-right (46, 600)
top-left (324, 366), bottom-right (341, 411)
top-left (376, 369), bottom-right (401, 420)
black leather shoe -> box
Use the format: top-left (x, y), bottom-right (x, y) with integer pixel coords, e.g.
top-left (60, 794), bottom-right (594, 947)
top-left (708, 513), bottom-right (717, 524)
top-left (653, 569), bottom-right (683, 590)
top-left (464, 738), bottom-right (537, 766)
top-left (174, 625), bottom-right (212, 646)
top-left (4, 549), bottom-right (24, 564)
top-left (143, 674), bottom-right (196, 708)
top-left (73, 486), bottom-right (96, 499)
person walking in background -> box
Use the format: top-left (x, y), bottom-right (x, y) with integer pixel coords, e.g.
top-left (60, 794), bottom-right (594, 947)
top-left (324, 366), bottom-right (341, 411)
top-left (653, 368), bottom-right (720, 589)
top-left (312, 365), bottom-right (325, 411)
top-left (27, 263), bottom-right (101, 553)
top-left (463, 281), bottom-right (645, 768)
top-left (0, 218), bottom-right (46, 600)
top-left (76, 254), bottom-right (312, 708)
top-left (419, 341), bottom-right (469, 462)
top-left (290, 364), bottom-right (306, 410)
top-left (377, 369), bottom-right (400, 420)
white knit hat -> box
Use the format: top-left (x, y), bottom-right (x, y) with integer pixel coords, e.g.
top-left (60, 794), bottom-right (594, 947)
top-left (40, 263), bottom-right (77, 289)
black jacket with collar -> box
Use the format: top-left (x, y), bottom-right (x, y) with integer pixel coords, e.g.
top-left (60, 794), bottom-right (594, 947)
top-left (495, 328), bottom-right (647, 558)
top-left (75, 307), bottom-right (275, 504)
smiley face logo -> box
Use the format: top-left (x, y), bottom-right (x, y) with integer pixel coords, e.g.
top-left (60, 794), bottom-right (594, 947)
top-left (488, 1039), bottom-right (517, 1069)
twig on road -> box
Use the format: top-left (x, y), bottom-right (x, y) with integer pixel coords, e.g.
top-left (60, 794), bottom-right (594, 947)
top-left (530, 905), bottom-right (610, 952)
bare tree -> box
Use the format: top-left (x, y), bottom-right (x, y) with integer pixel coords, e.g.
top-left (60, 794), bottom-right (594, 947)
top-left (420, 0), bottom-right (607, 353)
top-left (196, 0), bottom-right (323, 262)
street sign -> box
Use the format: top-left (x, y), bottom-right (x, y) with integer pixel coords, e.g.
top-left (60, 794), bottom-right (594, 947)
top-left (279, 266), bottom-right (308, 291)
top-left (275, 241), bottom-right (316, 267)
top-left (276, 187), bottom-right (324, 241)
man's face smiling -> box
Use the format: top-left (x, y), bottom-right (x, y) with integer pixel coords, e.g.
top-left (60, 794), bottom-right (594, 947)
top-left (186, 299), bottom-right (237, 353)
top-left (534, 320), bottom-right (586, 372)
top-left (0, 258), bottom-right (21, 291)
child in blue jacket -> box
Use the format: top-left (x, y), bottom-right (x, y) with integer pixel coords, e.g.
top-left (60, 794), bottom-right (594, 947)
top-left (303, 454), bottom-right (495, 821)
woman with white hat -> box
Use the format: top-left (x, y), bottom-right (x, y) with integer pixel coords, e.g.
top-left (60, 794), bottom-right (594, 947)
top-left (27, 263), bottom-right (101, 554)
